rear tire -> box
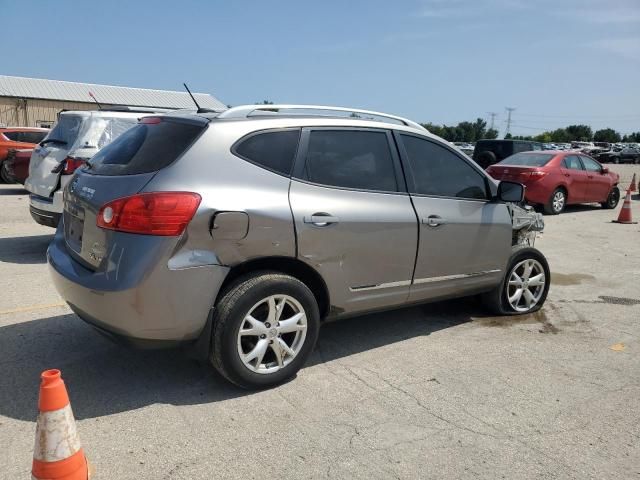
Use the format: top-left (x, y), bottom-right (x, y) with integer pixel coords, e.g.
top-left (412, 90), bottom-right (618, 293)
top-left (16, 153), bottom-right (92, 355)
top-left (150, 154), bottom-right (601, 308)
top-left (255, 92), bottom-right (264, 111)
top-left (211, 272), bottom-right (320, 389)
top-left (544, 188), bottom-right (566, 215)
top-left (0, 162), bottom-right (11, 183)
top-left (476, 151), bottom-right (497, 169)
top-left (601, 187), bottom-right (620, 209)
top-left (481, 246), bottom-right (550, 316)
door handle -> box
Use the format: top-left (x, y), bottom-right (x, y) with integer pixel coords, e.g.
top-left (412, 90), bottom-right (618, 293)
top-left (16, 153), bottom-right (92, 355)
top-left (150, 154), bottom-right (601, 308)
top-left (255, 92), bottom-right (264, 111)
top-left (304, 214), bottom-right (339, 226)
top-left (422, 215), bottom-right (448, 227)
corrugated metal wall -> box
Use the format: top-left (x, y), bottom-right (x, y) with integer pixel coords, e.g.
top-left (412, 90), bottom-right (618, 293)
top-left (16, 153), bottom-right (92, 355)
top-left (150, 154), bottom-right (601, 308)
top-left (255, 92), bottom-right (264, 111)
top-left (0, 97), bottom-right (115, 127)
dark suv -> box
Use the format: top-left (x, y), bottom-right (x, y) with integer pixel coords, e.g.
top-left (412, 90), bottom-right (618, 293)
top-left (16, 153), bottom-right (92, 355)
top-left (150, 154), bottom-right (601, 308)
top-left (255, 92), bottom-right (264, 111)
top-left (473, 140), bottom-right (543, 169)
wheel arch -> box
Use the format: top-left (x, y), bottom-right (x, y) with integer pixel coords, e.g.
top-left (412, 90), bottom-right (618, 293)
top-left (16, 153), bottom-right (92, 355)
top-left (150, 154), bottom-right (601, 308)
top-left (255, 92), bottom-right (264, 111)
top-left (216, 256), bottom-right (331, 319)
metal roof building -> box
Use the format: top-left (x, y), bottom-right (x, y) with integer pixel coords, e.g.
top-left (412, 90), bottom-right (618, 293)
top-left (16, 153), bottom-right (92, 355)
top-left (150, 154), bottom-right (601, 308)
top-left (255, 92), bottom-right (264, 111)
top-left (0, 75), bottom-right (226, 127)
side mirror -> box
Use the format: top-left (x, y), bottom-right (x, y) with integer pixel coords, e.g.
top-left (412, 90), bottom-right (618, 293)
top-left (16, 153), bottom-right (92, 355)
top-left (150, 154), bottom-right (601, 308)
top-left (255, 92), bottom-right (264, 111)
top-left (497, 181), bottom-right (525, 203)
top-left (601, 167), bottom-right (609, 174)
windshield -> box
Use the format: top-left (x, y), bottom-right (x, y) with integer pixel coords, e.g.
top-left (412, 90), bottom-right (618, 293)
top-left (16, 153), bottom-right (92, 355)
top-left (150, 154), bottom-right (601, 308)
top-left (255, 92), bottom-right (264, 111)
top-left (498, 153), bottom-right (555, 167)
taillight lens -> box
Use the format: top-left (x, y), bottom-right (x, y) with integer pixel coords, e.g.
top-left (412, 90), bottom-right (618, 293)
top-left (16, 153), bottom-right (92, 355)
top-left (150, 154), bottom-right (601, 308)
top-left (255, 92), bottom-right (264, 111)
top-left (97, 192), bottom-right (202, 236)
top-left (524, 171), bottom-right (547, 181)
top-left (62, 157), bottom-right (86, 175)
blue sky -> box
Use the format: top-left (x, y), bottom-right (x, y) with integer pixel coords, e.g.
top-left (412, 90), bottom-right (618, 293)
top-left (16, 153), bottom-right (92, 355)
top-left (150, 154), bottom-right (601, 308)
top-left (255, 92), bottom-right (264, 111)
top-left (2, 0), bottom-right (639, 136)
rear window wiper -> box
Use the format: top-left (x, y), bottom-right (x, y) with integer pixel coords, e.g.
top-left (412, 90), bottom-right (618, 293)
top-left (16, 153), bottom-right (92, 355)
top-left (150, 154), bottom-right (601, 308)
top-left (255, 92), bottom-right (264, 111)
top-left (40, 138), bottom-right (68, 146)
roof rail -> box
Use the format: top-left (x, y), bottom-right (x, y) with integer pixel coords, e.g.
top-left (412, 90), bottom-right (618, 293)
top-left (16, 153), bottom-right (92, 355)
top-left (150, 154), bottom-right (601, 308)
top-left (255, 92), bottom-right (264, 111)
top-left (216, 104), bottom-right (426, 131)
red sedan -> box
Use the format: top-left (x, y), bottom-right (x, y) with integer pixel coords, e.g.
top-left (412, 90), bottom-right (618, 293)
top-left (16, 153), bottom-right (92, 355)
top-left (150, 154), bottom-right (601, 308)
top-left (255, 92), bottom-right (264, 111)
top-left (487, 151), bottom-right (620, 214)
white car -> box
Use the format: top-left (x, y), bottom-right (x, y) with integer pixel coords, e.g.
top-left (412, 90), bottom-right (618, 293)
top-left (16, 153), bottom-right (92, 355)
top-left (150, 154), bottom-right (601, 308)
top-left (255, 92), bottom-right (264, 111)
top-left (25, 108), bottom-right (162, 227)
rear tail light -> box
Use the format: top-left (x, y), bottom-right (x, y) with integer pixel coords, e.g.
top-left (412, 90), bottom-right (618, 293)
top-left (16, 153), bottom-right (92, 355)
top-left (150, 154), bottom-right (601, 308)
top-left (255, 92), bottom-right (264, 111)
top-left (523, 171), bottom-right (547, 181)
top-left (62, 157), bottom-right (86, 175)
top-left (97, 192), bottom-right (201, 236)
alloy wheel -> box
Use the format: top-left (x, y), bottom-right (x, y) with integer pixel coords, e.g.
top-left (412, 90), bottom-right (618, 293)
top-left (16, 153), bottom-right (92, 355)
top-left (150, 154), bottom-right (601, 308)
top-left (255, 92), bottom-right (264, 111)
top-left (552, 191), bottom-right (565, 213)
top-left (506, 259), bottom-right (546, 313)
top-left (237, 295), bottom-right (308, 374)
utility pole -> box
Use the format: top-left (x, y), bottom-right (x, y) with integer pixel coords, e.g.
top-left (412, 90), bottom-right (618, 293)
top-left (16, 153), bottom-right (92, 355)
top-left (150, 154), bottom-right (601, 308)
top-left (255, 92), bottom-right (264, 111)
top-left (505, 107), bottom-right (516, 137)
top-left (487, 112), bottom-right (498, 130)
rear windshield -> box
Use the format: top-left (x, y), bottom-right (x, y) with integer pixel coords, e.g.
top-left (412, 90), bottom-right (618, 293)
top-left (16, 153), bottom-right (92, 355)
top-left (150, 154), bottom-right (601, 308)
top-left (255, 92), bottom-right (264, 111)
top-left (3, 131), bottom-right (48, 143)
top-left (498, 153), bottom-right (555, 166)
top-left (475, 141), bottom-right (512, 158)
top-left (87, 118), bottom-right (205, 176)
top-left (45, 115), bottom-right (84, 145)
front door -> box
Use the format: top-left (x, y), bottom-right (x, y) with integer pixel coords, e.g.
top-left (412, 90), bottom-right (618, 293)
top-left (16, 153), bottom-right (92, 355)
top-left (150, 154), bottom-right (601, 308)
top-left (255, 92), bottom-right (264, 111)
top-left (560, 155), bottom-right (589, 203)
top-left (289, 128), bottom-right (418, 315)
top-left (395, 133), bottom-right (512, 302)
top-left (580, 155), bottom-right (610, 202)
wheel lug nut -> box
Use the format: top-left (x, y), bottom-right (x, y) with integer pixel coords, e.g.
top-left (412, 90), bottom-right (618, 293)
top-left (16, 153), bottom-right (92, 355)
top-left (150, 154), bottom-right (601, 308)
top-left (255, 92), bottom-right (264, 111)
top-left (260, 334), bottom-right (266, 339)
top-left (269, 340), bottom-right (274, 344)
top-left (265, 323), bottom-right (271, 328)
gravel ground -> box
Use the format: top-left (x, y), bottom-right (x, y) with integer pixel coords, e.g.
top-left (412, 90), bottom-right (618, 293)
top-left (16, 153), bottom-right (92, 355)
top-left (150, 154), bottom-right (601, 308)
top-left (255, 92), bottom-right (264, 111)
top-left (1, 165), bottom-right (639, 479)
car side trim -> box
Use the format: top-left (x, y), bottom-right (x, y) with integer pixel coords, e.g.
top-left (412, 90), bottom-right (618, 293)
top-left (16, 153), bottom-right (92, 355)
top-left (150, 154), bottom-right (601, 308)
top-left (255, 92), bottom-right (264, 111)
top-left (413, 270), bottom-right (502, 284)
top-left (349, 280), bottom-right (412, 292)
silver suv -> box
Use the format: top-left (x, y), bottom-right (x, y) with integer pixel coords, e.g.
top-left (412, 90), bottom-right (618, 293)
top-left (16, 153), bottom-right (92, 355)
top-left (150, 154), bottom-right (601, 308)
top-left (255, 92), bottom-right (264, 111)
top-left (47, 105), bottom-right (549, 389)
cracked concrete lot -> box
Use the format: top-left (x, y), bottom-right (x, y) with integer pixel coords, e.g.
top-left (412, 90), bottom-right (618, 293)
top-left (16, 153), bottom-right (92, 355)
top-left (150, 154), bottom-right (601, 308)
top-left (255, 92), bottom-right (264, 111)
top-left (1, 166), bottom-right (639, 479)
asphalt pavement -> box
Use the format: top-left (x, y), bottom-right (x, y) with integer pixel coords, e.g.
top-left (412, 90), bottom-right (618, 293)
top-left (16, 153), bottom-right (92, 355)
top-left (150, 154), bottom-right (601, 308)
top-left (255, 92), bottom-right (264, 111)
top-left (1, 166), bottom-right (639, 479)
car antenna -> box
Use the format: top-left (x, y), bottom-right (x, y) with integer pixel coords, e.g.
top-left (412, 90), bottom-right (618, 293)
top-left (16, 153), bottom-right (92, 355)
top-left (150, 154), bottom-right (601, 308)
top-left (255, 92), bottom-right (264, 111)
top-left (88, 91), bottom-right (102, 110)
top-left (183, 83), bottom-right (202, 112)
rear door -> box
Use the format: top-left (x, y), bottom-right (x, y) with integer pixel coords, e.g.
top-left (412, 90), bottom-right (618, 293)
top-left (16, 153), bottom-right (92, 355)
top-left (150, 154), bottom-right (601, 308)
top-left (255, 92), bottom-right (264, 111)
top-left (289, 128), bottom-right (418, 315)
top-left (395, 132), bottom-right (511, 302)
top-left (580, 155), bottom-right (610, 202)
top-left (560, 155), bottom-right (588, 202)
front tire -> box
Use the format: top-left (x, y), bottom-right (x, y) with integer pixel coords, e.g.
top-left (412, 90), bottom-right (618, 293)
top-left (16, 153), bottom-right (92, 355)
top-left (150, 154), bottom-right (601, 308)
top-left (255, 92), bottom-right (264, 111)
top-left (211, 272), bottom-right (320, 389)
top-left (544, 188), bottom-right (566, 215)
top-left (0, 162), bottom-right (12, 183)
top-left (601, 187), bottom-right (620, 209)
top-left (481, 247), bottom-right (550, 315)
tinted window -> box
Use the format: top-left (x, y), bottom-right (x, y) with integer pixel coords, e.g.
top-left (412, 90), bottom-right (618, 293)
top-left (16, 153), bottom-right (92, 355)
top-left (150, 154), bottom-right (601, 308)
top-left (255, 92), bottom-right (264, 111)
top-left (580, 156), bottom-right (602, 172)
top-left (88, 118), bottom-right (204, 176)
top-left (235, 129), bottom-right (300, 176)
top-left (513, 142), bottom-right (531, 154)
top-left (401, 134), bottom-right (488, 200)
top-left (474, 141), bottom-right (512, 159)
top-left (531, 143), bottom-right (542, 151)
top-left (498, 153), bottom-right (554, 166)
top-left (562, 155), bottom-right (583, 170)
top-left (302, 130), bottom-right (398, 192)
top-left (21, 131), bottom-right (48, 144)
top-left (2, 131), bottom-right (21, 141)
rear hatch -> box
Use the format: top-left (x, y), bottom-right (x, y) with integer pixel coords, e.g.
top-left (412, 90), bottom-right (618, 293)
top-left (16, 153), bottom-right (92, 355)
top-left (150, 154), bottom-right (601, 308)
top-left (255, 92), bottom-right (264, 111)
top-left (62, 115), bottom-right (208, 270)
top-left (27, 114), bottom-right (138, 198)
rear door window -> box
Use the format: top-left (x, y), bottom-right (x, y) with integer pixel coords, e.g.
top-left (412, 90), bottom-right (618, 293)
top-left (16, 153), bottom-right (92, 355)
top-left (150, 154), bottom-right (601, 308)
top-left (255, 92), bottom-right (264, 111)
top-left (87, 117), bottom-right (205, 176)
top-left (2, 131), bottom-right (21, 141)
top-left (400, 134), bottom-right (488, 200)
top-left (300, 129), bottom-right (399, 192)
top-left (234, 129), bottom-right (300, 176)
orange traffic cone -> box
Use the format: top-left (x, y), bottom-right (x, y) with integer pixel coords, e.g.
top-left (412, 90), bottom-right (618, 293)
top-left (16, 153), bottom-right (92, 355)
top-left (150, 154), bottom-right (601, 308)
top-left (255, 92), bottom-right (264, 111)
top-left (32, 370), bottom-right (90, 480)
top-left (612, 189), bottom-right (637, 224)
top-left (630, 173), bottom-right (637, 193)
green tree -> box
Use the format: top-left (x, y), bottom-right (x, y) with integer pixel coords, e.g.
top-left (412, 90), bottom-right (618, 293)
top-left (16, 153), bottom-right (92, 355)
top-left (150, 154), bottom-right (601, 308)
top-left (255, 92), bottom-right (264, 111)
top-left (593, 128), bottom-right (621, 143)
top-left (622, 132), bottom-right (640, 142)
top-left (504, 133), bottom-right (513, 139)
top-left (485, 128), bottom-right (499, 139)
top-left (565, 125), bottom-right (593, 141)
top-left (255, 100), bottom-right (274, 105)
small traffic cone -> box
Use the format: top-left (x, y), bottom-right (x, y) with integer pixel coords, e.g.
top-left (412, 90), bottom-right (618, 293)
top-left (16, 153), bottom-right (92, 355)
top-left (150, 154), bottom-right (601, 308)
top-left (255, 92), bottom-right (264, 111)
top-left (612, 189), bottom-right (637, 224)
top-left (630, 173), bottom-right (637, 193)
top-left (32, 369), bottom-right (90, 480)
